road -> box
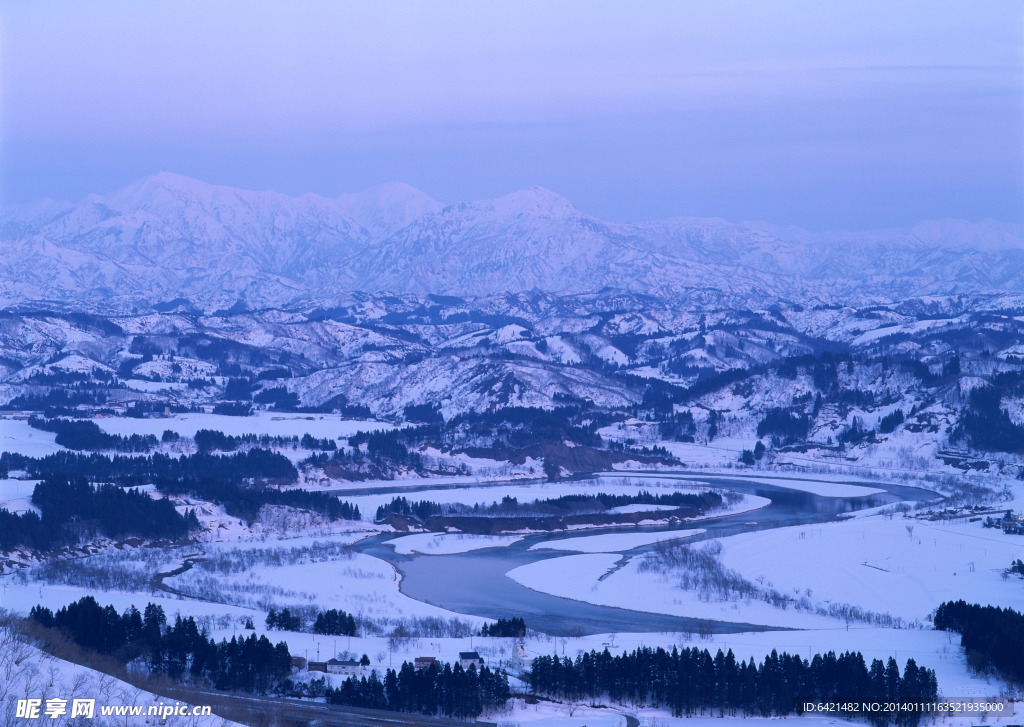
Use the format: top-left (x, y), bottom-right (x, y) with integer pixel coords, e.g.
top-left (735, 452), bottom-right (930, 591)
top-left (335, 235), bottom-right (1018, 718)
top-left (155, 685), bottom-right (498, 727)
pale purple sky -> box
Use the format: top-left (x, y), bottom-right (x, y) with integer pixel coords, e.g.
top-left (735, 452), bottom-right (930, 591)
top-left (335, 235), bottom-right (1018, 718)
top-left (1, 0), bottom-right (1021, 229)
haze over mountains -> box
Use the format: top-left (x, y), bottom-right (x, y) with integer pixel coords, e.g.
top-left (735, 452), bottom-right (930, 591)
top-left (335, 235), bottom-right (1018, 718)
top-left (2, 172), bottom-right (1020, 311)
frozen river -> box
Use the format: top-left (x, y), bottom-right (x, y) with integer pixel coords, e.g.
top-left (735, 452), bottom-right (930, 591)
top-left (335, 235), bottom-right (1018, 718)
top-left (359, 474), bottom-right (936, 635)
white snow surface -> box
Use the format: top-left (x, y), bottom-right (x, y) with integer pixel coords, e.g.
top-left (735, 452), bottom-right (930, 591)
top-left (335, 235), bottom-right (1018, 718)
top-left (715, 516), bottom-right (1024, 622)
top-left (530, 528), bottom-right (705, 553)
top-left (2, 484), bottom-right (1020, 724)
top-left (606, 503), bottom-right (680, 514)
top-left (2, 172), bottom-right (1022, 307)
top-left (0, 417), bottom-right (61, 457)
top-left (0, 478), bottom-right (39, 514)
top-left (508, 506), bottom-right (1024, 630)
top-left (0, 624), bottom-right (243, 726)
top-left (505, 702), bottom-right (1016, 726)
top-left (91, 411), bottom-right (394, 439)
top-left (601, 471), bottom-right (888, 498)
top-left (508, 553), bottom-right (841, 629)
top-left (735, 475), bottom-right (886, 497)
top-left (387, 532), bottom-right (524, 555)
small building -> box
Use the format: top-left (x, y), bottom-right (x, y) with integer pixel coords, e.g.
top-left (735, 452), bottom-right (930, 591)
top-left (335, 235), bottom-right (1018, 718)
top-left (414, 656), bottom-right (437, 670)
top-left (290, 656), bottom-right (307, 670)
top-left (459, 651), bottom-right (483, 671)
top-left (307, 661), bottom-right (328, 673)
top-left (326, 658), bottom-right (362, 677)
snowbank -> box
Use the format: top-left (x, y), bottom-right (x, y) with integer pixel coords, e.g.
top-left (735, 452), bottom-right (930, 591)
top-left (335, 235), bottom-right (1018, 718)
top-left (388, 533), bottom-right (524, 555)
top-left (530, 529), bottom-right (705, 553)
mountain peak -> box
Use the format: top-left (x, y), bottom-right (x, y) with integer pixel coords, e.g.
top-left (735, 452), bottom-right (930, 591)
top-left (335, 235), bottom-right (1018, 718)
top-left (336, 182), bottom-right (442, 237)
top-left (488, 186), bottom-right (579, 218)
top-left (123, 170), bottom-right (212, 195)
top-left (343, 181), bottom-right (438, 205)
top-left (105, 172), bottom-right (223, 213)
top-left (147, 170), bottom-right (202, 187)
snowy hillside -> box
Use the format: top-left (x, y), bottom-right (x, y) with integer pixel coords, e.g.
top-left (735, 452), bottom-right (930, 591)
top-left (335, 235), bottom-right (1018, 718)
top-left (0, 291), bottom-right (1022, 482)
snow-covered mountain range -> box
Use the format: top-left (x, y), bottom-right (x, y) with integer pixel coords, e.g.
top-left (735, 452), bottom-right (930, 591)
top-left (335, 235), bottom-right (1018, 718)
top-left (2, 172), bottom-right (1021, 311)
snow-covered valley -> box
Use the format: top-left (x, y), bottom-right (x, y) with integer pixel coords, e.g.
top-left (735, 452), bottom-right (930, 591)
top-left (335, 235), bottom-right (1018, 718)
top-left (1, 288), bottom-right (1024, 726)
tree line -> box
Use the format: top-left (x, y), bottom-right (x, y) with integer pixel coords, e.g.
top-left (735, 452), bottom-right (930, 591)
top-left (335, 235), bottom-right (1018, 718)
top-left (6, 388), bottom-right (105, 411)
top-left (375, 490), bottom-right (722, 522)
top-left (534, 489), bottom-right (721, 512)
top-left (756, 408), bottom-right (810, 442)
top-left (312, 608), bottom-right (357, 636)
top-left (0, 449), bottom-right (357, 542)
top-left (153, 476), bottom-right (359, 524)
top-left (347, 429), bottom-right (424, 469)
top-left (0, 477), bottom-right (198, 551)
top-left (325, 659), bottom-right (510, 719)
top-left (374, 495), bottom-right (445, 521)
top-left (345, 405), bottom-right (605, 469)
top-left (28, 416), bottom-right (158, 452)
top-left (933, 600), bottom-right (1024, 684)
top-left (954, 386), bottom-right (1024, 454)
top-left (479, 617), bottom-right (525, 637)
top-left (449, 405), bottom-right (604, 450)
top-left (30, 596), bottom-right (292, 693)
top-left (529, 645), bottom-right (937, 726)
top-left (879, 409), bottom-right (904, 434)
top-left (264, 607), bottom-right (358, 636)
top-left (265, 607), bottom-right (302, 631)
top-left (193, 428), bottom-right (337, 453)
top-left (0, 447), bottom-right (298, 485)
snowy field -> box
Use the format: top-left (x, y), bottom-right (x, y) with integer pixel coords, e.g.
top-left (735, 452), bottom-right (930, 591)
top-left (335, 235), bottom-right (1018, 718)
top-left (0, 413), bottom-right (399, 473)
top-left (507, 508), bottom-right (1024, 630)
top-left (529, 528), bottom-right (706, 553)
top-left (726, 475), bottom-right (886, 497)
top-left (506, 698), bottom-right (1018, 727)
top-left (171, 552), bottom-right (477, 623)
top-left (0, 478), bottom-right (39, 514)
top-left (596, 471), bottom-right (888, 498)
top-left (0, 579), bottom-right (259, 629)
top-left (508, 552), bottom-right (841, 629)
top-left (387, 532), bottom-right (525, 555)
top-left (123, 378), bottom-right (190, 392)
top-left (303, 471), bottom-right (544, 494)
top-left (2, 507), bottom-right (1021, 725)
top-left (606, 503), bottom-right (679, 514)
top-left (0, 531), bottom-right (478, 629)
top-left (0, 417), bottom-right (61, 457)
top-left (715, 517), bottom-right (1024, 621)
top-left (91, 411), bottom-right (395, 440)
top-left (0, 623), bottom-right (243, 727)
top-left (1, 462), bottom-right (1022, 725)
